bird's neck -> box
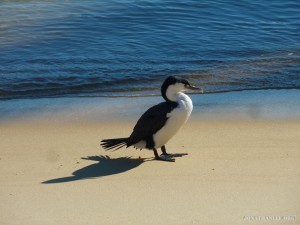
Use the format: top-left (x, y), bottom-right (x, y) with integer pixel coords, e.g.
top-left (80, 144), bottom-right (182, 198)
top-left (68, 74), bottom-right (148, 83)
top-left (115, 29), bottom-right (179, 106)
top-left (177, 92), bottom-right (193, 117)
top-left (166, 90), bottom-right (191, 104)
top-left (166, 88), bottom-right (180, 102)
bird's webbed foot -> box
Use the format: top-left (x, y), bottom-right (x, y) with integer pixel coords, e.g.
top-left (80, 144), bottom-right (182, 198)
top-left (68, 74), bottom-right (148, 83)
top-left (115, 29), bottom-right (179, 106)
top-left (156, 154), bottom-right (176, 162)
top-left (153, 148), bottom-right (175, 162)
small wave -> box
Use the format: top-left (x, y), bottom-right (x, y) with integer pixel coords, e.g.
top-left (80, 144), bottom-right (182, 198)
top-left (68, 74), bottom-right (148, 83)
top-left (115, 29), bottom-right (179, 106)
top-left (1, 1), bottom-right (300, 100)
top-left (1, 51), bottom-right (300, 100)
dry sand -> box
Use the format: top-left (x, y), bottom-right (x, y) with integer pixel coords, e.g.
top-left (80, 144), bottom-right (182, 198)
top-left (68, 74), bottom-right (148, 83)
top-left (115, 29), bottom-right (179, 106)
top-left (0, 116), bottom-right (299, 225)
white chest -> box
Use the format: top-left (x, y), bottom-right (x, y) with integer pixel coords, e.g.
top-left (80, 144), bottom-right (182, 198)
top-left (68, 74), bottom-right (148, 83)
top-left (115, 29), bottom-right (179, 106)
top-left (153, 93), bottom-right (193, 148)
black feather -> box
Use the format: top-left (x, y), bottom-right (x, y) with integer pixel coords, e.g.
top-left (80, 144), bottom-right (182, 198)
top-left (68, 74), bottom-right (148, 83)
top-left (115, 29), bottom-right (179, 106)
top-left (101, 138), bottom-right (129, 151)
top-left (128, 101), bottom-right (178, 148)
top-left (100, 101), bottom-right (178, 151)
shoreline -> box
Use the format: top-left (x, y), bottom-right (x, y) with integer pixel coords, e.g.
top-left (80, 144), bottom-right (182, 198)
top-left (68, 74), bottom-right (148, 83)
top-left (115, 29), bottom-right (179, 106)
top-left (1, 89), bottom-right (300, 123)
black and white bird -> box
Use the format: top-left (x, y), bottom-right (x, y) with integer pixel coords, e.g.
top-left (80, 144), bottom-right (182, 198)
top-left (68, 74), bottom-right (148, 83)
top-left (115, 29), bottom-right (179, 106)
top-left (101, 76), bottom-right (203, 162)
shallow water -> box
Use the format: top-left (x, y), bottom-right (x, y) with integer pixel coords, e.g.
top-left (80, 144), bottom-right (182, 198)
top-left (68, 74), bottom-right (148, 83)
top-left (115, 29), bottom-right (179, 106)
top-left (1, 90), bottom-right (300, 122)
top-left (0, 0), bottom-right (299, 100)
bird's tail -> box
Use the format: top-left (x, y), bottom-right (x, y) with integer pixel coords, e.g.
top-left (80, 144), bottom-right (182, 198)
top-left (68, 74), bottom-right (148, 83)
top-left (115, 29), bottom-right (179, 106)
top-left (101, 138), bottom-right (129, 151)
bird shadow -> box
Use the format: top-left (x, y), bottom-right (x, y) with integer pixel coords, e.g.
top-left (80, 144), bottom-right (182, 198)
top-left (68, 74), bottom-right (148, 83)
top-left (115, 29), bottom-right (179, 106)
top-left (42, 155), bottom-right (148, 184)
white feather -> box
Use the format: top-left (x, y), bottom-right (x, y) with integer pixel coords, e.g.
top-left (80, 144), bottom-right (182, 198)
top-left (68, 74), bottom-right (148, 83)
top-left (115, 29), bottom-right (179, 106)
top-left (153, 90), bottom-right (193, 148)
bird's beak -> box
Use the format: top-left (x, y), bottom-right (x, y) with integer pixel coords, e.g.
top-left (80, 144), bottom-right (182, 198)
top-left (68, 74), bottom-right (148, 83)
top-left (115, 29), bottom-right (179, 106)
top-left (185, 84), bottom-right (204, 93)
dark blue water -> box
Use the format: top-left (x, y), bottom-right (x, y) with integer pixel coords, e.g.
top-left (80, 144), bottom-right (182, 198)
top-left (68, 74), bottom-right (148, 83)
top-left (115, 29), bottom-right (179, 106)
top-left (0, 0), bottom-right (299, 100)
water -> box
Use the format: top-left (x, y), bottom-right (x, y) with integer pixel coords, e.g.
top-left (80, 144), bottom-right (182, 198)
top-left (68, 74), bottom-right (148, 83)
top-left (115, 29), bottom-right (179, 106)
top-left (0, 0), bottom-right (299, 100)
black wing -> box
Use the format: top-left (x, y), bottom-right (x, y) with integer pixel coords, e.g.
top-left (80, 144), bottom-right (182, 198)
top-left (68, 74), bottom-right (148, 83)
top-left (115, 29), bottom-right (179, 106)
top-left (128, 101), bottom-right (178, 146)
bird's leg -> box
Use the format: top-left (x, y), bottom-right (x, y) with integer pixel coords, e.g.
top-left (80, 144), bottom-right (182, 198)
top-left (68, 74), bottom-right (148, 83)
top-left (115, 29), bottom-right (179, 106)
top-left (153, 148), bottom-right (160, 159)
top-left (160, 145), bottom-right (188, 158)
top-left (153, 148), bottom-right (174, 162)
top-left (161, 145), bottom-right (168, 155)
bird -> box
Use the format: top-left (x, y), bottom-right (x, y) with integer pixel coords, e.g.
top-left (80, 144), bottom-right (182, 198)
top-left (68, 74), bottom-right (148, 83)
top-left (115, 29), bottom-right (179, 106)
top-left (101, 76), bottom-right (203, 162)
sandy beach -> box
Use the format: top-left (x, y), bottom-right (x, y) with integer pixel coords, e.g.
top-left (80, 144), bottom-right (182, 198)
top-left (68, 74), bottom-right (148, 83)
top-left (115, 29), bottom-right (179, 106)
top-left (2, 0), bottom-right (299, 224)
top-left (0, 91), bottom-right (300, 225)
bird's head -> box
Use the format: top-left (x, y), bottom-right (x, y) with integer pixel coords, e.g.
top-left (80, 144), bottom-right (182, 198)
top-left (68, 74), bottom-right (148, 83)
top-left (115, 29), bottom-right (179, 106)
top-left (161, 76), bottom-right (203, 102)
